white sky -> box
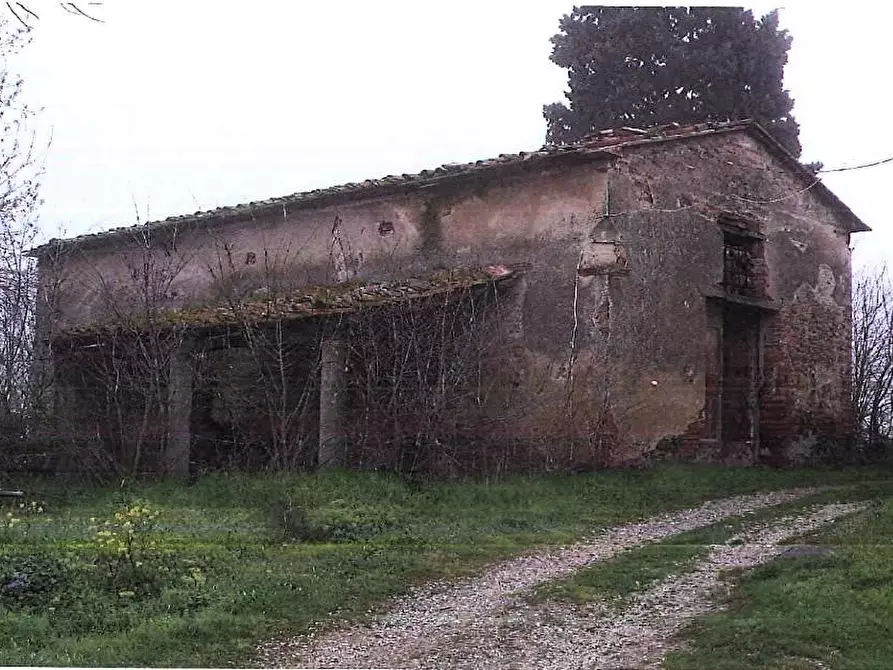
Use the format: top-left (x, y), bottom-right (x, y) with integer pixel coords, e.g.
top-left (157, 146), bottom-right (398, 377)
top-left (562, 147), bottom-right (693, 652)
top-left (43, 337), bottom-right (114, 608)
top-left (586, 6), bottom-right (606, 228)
top-left (10, 1), bottom-right (893, 270)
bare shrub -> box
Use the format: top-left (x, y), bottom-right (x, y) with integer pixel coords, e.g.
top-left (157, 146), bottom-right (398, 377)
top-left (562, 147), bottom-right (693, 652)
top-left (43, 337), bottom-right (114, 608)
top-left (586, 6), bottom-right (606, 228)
top-left (50, 224), bottom-right (192, 476)
top-left (345, 282), bottom-right (499, 473)
top-left (0, 19), bottom-right (51, 471)
top-left (203, 235), bottom-right (327, 471)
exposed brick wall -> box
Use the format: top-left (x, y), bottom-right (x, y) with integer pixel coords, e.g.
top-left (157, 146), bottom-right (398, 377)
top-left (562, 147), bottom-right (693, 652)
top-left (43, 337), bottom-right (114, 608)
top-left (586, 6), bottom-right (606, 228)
top-left (759, 293), bottom-right (854, 464)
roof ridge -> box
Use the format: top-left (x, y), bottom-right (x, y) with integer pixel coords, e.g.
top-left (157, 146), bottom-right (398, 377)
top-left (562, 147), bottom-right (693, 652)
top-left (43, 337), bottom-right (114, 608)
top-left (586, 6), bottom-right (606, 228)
top-left (31, 118), bottom-right (866, 252)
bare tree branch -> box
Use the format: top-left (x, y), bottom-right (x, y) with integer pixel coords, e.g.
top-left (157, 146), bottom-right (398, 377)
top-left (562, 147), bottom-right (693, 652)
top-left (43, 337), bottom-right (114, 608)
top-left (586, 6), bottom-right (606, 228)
top-left (852, 265), bottom-right (893, 453)
top-left (59, 2), bottom-right (103, 23)
top-left (4, 2), bottom-right (38, 28)
top-left (3, 1), bottom-right (103, 28)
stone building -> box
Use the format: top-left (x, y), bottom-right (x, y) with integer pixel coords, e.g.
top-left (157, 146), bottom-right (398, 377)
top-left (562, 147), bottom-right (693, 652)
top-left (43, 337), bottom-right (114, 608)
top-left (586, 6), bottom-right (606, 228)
top-left (31, 120), bottom-right (869, 474)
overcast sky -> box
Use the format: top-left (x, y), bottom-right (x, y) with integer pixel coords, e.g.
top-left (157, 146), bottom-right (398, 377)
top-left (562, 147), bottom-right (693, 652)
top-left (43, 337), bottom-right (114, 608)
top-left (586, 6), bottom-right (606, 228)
top-left (10, 1), bottom-right (893, 269)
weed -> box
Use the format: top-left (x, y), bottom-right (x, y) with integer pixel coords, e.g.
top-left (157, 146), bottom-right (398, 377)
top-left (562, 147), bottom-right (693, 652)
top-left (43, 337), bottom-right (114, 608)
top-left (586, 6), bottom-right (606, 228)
top-left (269, 495), bottom-right (401, 543)
top-left (88, 500), bottom-right (171, 597)
top-left (269, 497), bottom-right (321, 542)
top-left (0, 498), bottom-right (48, 540)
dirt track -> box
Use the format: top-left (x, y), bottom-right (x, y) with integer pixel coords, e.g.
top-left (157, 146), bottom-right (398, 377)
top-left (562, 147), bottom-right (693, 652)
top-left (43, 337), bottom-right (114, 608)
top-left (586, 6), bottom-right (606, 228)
top-left (255, 488), bottom-right (860, 669)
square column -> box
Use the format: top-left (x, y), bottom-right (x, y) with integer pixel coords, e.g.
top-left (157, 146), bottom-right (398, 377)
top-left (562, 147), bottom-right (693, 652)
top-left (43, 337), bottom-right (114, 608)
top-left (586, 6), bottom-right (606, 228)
top-left (319, 338), bottom-right (350, 469)
top-left (163, 341), bottom-right (195, 477)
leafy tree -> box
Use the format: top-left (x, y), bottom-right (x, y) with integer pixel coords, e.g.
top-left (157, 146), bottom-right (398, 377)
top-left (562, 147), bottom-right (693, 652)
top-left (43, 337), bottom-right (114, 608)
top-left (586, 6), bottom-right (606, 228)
top-left (544, 7), bottom-right (802, 157)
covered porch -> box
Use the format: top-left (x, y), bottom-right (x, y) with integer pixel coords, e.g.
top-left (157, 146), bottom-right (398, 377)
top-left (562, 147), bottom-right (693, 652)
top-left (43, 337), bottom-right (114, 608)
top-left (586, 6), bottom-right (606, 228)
top-left (47, 266), bottom-right (524, 476)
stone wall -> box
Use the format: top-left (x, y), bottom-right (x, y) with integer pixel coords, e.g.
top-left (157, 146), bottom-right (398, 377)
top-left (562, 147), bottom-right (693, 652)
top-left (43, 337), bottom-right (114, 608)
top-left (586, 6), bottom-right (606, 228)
top-left (608, 132), bottom-right (854, 463)
top-left (42, 128), bottom-right (858, 470)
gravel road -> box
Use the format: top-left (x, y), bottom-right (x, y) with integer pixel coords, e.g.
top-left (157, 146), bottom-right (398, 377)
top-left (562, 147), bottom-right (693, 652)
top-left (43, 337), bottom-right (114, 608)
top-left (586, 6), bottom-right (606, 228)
top-left (255, 487), bottom-right (857, 669)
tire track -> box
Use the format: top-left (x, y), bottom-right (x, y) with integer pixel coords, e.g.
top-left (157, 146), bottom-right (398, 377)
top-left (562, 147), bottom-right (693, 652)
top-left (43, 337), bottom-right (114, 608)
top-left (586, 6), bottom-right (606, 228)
top-left (429, 502), bottom-right (864, 669)
top-left (256, 487), bottom-right (826, 668)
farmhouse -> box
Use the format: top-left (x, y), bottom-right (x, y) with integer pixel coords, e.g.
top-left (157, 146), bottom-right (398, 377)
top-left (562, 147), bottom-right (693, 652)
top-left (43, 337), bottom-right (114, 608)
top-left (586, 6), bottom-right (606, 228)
top-left (31, 120), bottom-right (869, 475)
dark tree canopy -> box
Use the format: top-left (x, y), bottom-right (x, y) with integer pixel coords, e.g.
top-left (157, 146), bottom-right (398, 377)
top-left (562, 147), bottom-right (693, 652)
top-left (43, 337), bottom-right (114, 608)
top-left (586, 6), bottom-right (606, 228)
top-left (544, 6), bottom-right (802, 157)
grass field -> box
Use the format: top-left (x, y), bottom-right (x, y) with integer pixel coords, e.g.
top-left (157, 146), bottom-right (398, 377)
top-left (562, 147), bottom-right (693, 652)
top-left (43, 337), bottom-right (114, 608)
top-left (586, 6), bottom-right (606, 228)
top-left (0, 465), bottom-right (889, 667)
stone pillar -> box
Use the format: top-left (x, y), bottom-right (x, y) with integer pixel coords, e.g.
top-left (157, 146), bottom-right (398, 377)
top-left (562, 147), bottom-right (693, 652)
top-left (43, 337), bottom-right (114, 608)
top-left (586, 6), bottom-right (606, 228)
top-left (27, 339), bottom-right (64, 472)
top-left (163, 341), bottom-right (195, 477)
top-left (319, 338), bottom-right (350, 469)
top-left (32, 337), bottom-right (57, 419)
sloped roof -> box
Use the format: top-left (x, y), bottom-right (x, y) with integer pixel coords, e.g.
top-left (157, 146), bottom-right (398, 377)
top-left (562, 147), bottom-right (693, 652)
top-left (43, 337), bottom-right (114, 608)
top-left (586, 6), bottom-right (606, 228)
top-left (58, 265), bottom-right (517, 339)
top-left (33, 119), bottom-right (868, 256)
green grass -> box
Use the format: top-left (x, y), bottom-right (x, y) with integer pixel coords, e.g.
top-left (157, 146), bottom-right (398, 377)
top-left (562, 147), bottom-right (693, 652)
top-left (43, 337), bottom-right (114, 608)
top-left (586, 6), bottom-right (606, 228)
top-left (529, 540), bottom-right (709, 606)
top-left (0, 464), bottom-right (889, 667)
top-left (664, 481), bottom-right (893, 670)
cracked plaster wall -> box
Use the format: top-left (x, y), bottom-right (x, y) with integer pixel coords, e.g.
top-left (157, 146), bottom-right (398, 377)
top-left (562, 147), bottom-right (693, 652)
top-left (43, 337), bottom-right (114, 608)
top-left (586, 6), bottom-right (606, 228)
top-left (47, 131), bottom-right (856, 468)
top-left (609, 133), bottom-right (854, 464)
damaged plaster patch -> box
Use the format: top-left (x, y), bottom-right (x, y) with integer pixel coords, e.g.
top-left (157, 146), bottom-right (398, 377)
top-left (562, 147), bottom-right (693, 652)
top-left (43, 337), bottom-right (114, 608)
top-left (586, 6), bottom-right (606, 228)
top-left (595, 279), bottom-right (612, 338)
top-left (795, 264), bottom-right (838, 307)
top-left (330, 215), bottom-right (359, 282)
top-left (815, 265), bottom-right (837, 304)
top-left (789, 237), bottom-right (808, 253)
top-left (578, 217), bottom-right (629, 278)
top-left (578, 243), bottom-right (629, 277)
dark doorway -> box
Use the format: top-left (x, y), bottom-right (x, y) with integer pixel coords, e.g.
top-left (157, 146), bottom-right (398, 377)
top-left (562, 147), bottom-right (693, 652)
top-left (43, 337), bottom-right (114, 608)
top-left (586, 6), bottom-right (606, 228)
top-left (705, 300), bottom-right (762, 460)
top-left (721, 304), bottom-right (760, 447)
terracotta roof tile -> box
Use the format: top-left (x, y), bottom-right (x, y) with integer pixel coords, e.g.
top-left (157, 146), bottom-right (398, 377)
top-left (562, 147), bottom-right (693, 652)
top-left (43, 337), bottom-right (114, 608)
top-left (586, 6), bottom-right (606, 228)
top-left (58, 265), bottom-right (517, 339)
top-left (32, 119), bottom-right (868, 254)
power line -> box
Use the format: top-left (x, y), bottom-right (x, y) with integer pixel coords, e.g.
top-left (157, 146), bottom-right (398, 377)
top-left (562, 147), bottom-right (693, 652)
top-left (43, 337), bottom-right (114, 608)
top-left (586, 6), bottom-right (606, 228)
top-left (819, 155), bottom-right (893, 174)
top-left (730, 178), bottom-right (821, 205)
